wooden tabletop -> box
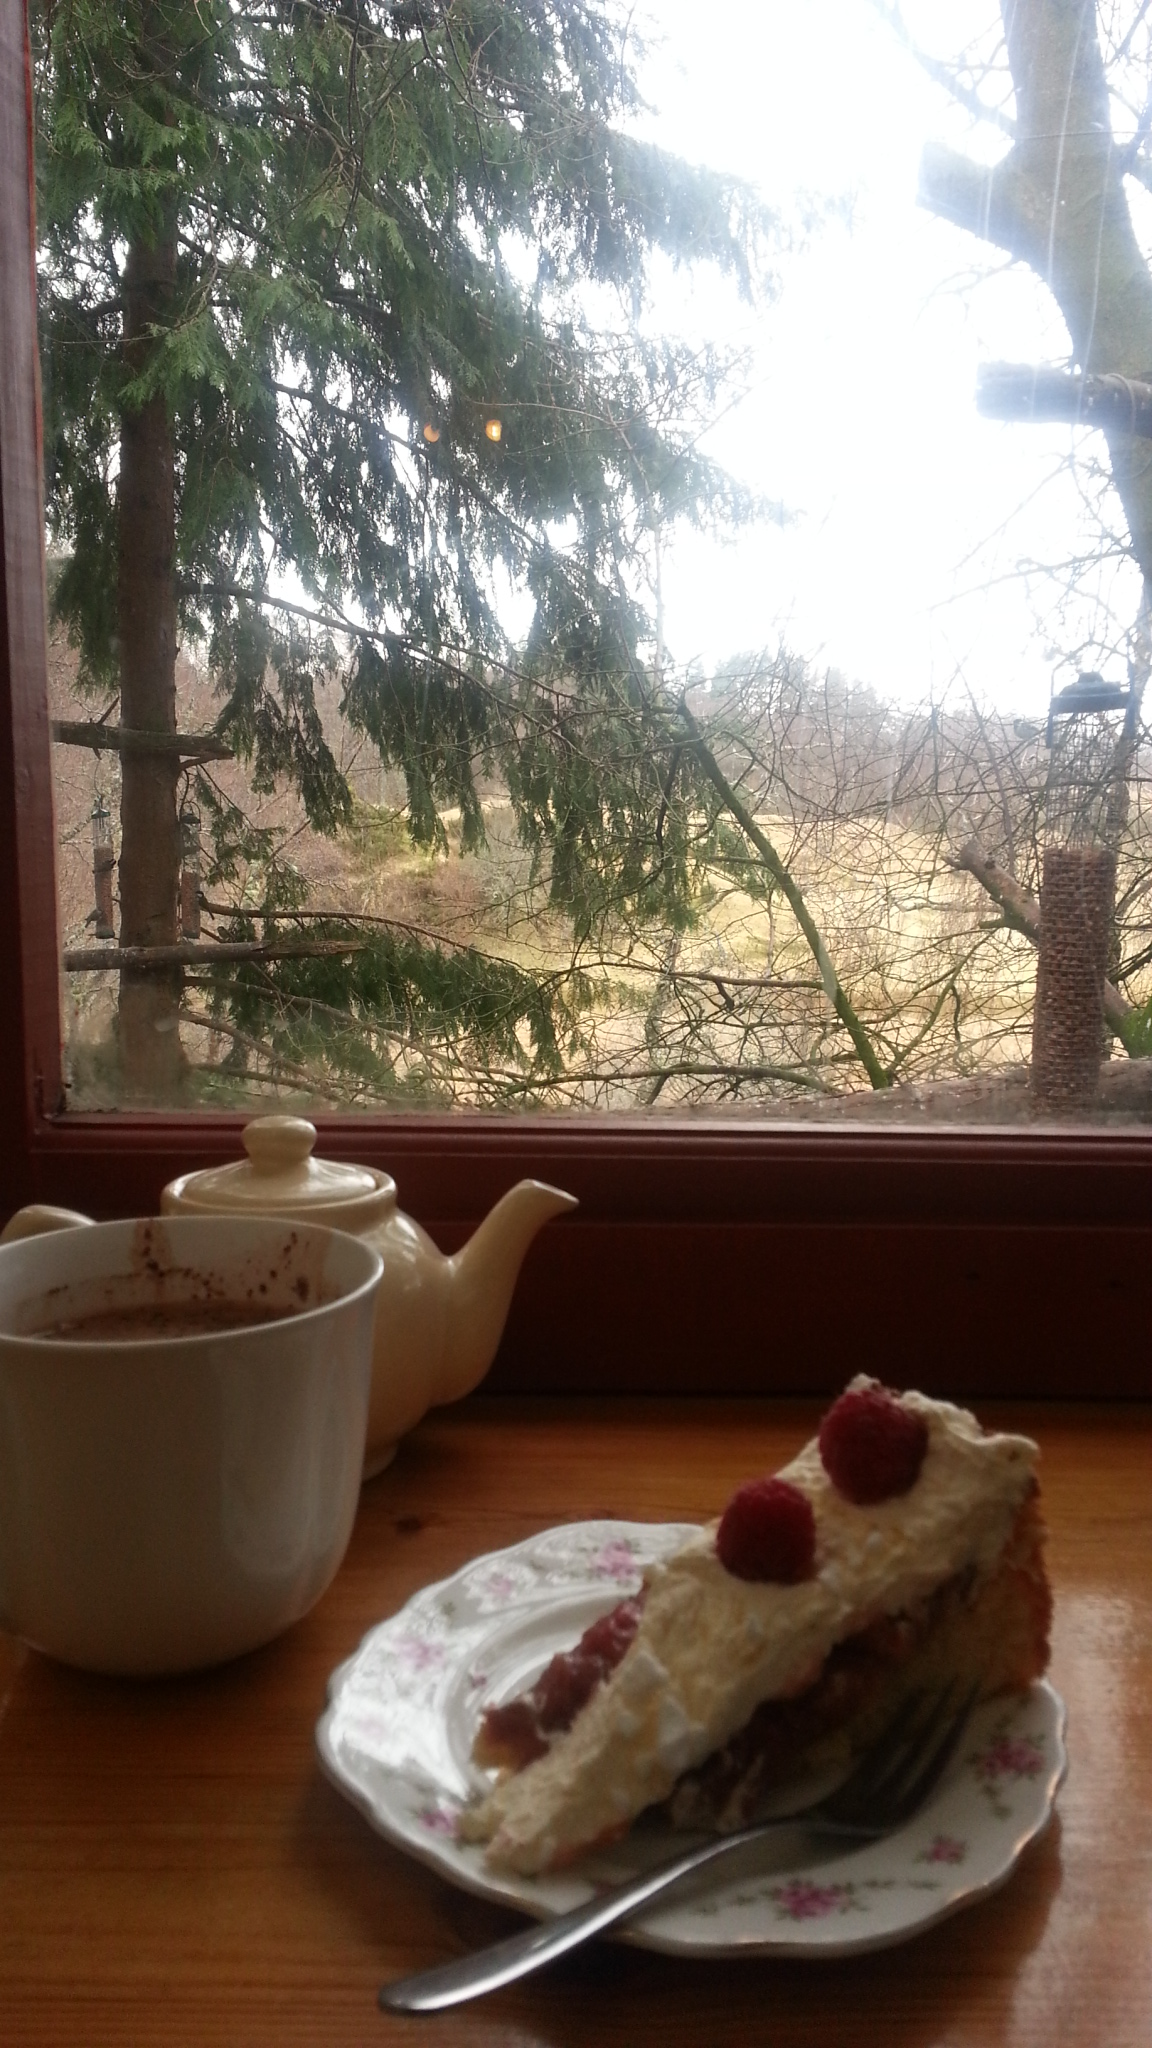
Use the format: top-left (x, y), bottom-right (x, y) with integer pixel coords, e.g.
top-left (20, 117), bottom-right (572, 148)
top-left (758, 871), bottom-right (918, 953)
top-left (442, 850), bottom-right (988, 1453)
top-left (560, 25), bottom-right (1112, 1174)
top-left (1, 1397), bottom-right (1149, 2047)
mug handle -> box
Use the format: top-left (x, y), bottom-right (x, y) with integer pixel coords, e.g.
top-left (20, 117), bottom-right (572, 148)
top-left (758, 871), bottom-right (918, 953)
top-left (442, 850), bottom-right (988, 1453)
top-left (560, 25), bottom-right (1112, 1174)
top-left (0, 1205), bottom-right (95, 1245)
top-left (0, 1205), bottom-right (94, 1637)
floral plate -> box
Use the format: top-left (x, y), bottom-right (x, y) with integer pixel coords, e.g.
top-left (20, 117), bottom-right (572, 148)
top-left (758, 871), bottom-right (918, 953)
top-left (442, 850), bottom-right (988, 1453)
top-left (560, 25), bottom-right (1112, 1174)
top-left (316, 1519), bottom-right (1066, 1958)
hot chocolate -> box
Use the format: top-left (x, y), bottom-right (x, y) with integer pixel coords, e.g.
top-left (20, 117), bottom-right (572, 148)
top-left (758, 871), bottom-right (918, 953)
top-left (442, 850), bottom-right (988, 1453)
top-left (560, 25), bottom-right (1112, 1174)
top-left (29, 1297), bottom-right (309, 1341)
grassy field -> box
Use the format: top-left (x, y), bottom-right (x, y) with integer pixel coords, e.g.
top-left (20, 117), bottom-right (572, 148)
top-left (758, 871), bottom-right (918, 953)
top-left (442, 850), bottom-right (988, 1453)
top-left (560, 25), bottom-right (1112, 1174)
top-left (51, 646), bottom-right (1151, 1115)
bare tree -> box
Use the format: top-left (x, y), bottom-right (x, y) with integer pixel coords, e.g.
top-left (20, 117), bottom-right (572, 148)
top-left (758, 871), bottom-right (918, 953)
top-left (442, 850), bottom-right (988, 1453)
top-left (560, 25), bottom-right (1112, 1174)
top-left (873, 2), bottom-right (1152, 614)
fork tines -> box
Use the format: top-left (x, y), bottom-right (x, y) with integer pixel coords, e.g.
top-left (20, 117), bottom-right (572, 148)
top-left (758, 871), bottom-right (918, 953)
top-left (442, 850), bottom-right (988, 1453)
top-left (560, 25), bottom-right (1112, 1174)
top-left (823, 1680), bottom-right (982, 1832)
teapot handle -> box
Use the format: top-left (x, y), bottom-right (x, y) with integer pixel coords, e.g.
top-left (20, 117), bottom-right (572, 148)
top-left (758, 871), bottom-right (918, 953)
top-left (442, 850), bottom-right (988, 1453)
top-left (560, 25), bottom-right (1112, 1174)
top-left (0, 1205), bottom-right (95, 1245)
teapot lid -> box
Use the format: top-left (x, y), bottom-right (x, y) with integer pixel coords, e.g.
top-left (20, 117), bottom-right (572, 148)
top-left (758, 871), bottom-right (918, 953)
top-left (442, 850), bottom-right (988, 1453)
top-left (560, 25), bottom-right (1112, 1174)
top-left (162, 1117), bottom-right (395, 1231)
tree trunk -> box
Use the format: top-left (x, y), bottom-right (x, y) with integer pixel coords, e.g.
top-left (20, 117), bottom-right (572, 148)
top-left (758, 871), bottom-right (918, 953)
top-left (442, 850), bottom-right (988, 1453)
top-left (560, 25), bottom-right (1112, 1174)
top-left (918, 0), bottom-right (1152, 586)
top-left (116, 227), bottom-right (184, 1099)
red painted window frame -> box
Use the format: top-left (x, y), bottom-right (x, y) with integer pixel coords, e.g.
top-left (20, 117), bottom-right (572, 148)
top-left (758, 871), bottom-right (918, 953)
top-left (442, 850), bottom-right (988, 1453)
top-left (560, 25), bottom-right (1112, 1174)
top-left (2, 0), bottom-right (1149, 1403)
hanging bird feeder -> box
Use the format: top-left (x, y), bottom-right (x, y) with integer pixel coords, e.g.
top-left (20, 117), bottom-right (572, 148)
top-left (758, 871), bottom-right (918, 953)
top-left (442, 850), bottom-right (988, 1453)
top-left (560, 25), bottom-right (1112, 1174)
top-left (90, 796), bottom-right (115, 940)
top-left (180, 800), bottom-right (202, 942)
top-left (1031, 673), bottom-right (1133, 1112)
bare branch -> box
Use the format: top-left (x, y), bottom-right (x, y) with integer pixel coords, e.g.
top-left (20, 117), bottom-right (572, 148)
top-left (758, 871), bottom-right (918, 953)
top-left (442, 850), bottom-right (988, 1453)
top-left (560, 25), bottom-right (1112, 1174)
top-left (868, 0), bottom-right (1015, 137)
top-left (917, 142), bottom-right (1031, 261)
top-left (52, 721), bottom-right (233, 762)
top-left (63, 937), bottom-right (374, 970)
top-left (954, 838), bottom-right (1135, 1036)
top-left (680, 700), bottom-right (891, 1089)
top-left (977, 363), bottom-right (1152, 437)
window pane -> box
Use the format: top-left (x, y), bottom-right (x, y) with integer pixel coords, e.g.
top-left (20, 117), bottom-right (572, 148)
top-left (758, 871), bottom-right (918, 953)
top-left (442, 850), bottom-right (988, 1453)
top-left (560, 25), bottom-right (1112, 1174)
top-left (34, 1), bottom-right (1152, 1120)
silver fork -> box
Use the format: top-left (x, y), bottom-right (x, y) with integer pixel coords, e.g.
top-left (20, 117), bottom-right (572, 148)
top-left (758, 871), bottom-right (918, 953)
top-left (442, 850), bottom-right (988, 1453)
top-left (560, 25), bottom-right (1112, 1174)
top-left (379, 1681), bottom-right (980, 2014)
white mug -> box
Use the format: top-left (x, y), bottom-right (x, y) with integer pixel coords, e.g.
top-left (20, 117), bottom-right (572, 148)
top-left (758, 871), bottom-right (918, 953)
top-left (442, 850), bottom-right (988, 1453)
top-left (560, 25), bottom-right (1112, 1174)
top-left (0, 1214), bottom-right (382, 1675)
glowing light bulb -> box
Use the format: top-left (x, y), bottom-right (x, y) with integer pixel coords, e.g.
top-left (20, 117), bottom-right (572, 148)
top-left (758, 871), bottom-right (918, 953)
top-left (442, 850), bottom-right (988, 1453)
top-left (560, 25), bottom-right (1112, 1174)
top-left (422, 422), bottom-right (441, 443)
top-left (484, 418), bottom-right (502, 443)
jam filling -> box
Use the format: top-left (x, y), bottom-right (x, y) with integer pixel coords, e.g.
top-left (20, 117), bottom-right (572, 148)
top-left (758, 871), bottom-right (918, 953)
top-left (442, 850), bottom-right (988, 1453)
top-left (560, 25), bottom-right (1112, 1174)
top-left (473, 1595), bottom-right (645, 1771)
top-left (665, 1572), bottom-right (975, 1831)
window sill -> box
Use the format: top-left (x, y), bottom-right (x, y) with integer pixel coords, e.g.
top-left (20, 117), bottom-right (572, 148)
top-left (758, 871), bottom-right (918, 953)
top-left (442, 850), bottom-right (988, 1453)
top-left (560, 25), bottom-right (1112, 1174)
top-left (12, 1110), bottom-right (1151, 1403)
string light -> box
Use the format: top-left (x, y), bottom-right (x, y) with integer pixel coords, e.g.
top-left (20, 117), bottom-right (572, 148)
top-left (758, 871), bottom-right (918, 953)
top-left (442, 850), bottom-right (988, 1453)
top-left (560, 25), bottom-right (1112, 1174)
top-left (484, 418), bottom-right (502, 443)
top-left (422, 422), bottom-right (440, 443)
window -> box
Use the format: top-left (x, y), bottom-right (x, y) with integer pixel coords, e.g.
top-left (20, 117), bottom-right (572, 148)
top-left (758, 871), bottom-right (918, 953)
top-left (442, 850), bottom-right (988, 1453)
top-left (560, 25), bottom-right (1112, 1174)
top-left (3, 0), bottom-right (1151, 1401)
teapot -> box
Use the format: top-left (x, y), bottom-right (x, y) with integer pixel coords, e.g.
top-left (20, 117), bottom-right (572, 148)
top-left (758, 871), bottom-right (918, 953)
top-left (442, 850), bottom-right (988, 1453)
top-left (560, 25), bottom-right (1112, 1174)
top-left (159, 1117), bottom-right (577, 1476)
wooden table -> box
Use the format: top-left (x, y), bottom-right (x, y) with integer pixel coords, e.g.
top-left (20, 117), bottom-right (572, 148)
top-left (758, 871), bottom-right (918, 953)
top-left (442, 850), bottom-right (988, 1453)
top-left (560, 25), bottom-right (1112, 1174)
top-left (1, 1398), bottom-right (1149, 2047)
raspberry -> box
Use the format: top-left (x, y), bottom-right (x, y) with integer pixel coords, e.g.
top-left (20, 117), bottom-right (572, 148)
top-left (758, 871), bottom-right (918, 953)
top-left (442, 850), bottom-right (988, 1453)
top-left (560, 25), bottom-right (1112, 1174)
top-left (716, 1477), bottom-right (816, 1583)
top-left (818, 1385), bottom-right (928, 1504)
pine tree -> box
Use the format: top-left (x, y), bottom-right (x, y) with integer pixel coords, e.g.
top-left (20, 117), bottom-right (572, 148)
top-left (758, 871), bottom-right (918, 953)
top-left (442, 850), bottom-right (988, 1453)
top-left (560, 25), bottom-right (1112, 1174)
top-left (35, 0), bottom-right (779, 1100)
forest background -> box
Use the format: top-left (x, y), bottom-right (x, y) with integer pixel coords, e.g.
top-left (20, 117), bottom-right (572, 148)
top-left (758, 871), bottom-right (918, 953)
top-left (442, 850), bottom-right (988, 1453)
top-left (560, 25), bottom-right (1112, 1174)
top-left (35, 0), bottom-right (1152, 1116)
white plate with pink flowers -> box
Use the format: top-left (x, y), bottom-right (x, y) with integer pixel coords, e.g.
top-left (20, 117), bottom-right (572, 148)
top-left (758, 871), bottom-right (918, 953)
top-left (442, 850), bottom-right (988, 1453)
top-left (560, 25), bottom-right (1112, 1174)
top-left (316, 1519), bottom-right (1066, 1957)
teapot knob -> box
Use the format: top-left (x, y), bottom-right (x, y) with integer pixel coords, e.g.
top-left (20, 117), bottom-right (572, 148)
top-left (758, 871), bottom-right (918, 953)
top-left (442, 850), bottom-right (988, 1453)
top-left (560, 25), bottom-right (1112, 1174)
top-left (242, 1116), bottom-right (317, 1175)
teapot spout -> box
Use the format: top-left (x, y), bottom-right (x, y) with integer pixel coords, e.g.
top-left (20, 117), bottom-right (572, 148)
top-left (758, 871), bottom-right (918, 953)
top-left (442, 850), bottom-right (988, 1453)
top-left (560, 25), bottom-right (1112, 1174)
top-left (438, 1181), bottom-right (577, 1405)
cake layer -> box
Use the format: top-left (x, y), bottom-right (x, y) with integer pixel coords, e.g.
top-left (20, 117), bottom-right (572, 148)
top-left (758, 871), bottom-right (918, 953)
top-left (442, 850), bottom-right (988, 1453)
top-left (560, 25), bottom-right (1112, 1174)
top-left (668, 1491), bottom-right (1050, 1832)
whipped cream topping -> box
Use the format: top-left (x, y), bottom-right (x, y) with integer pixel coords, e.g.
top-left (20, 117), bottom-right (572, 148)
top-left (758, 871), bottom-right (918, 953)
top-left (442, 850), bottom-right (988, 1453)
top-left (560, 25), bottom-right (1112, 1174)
top-left (462, 1382), bottom-right (1038, 1874)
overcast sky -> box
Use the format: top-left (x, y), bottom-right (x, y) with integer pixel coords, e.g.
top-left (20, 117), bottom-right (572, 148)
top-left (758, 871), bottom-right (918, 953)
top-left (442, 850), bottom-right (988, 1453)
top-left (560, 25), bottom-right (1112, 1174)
top-left (631, 0), bottom-right (1148, 715)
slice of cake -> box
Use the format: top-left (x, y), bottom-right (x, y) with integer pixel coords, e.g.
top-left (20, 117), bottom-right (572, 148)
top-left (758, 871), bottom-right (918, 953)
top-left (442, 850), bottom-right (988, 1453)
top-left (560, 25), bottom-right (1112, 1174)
top-left (460, 1381), bottom-right (1050, 1875)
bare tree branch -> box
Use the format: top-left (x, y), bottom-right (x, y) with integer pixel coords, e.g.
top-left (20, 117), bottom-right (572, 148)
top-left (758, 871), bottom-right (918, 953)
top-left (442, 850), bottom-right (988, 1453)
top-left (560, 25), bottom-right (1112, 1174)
top-left (955, 837), bottom-right (1136, 1036)
top-left (977, 363), bottom-right (1152, 437)
top-left (680, 699), bottom-right (891, 1089)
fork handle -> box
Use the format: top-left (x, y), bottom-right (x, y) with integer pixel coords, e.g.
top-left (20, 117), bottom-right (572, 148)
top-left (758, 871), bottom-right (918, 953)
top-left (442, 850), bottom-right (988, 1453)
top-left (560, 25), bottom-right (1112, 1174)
top-left (378, 1821), bottom-right (790, 2014)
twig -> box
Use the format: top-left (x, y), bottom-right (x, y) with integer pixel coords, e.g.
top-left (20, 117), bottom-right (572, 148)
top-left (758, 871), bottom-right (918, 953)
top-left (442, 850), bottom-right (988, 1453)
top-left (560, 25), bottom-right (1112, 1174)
top-left (177, 1007), bottom-right (322, 1093)
top-left (680, 703), bottom-right (890, 1089)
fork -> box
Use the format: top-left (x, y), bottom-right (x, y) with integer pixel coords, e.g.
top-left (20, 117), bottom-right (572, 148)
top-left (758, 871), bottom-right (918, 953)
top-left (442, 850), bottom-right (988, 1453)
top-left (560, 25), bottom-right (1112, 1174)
top-left (378, 1680), bottom-right (980, 2014)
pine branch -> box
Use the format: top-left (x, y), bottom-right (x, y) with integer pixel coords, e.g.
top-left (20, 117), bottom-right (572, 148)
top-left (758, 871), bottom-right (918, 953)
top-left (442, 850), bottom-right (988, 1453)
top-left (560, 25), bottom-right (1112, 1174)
top-left (179, 577), bottom-right (390, 649)
top-left (177, 1006), bottom-right (323, 1094)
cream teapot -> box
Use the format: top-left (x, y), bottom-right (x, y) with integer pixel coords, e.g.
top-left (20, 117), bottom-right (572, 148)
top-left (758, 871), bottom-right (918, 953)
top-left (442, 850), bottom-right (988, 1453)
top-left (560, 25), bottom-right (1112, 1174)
top-left (151, 1117), bottom-right (576, 1476)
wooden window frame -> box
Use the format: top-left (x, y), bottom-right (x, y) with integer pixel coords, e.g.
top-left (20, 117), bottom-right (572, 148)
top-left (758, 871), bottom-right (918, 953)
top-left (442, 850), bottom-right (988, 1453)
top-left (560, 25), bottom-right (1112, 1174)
top-left (2, 0), bottom-right (1148, 1404)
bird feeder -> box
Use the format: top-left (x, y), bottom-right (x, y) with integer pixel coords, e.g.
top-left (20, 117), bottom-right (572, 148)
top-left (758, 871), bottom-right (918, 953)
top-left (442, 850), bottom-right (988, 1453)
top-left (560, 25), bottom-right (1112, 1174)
top-left (90, 796), bottom-right (115, 940)
top-left (1031, 674), bottom-right (1130, 1112)
top-left (484, 418), bottom-right (502, 443)
top-left (179, 801), bottom-right (202, 941)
